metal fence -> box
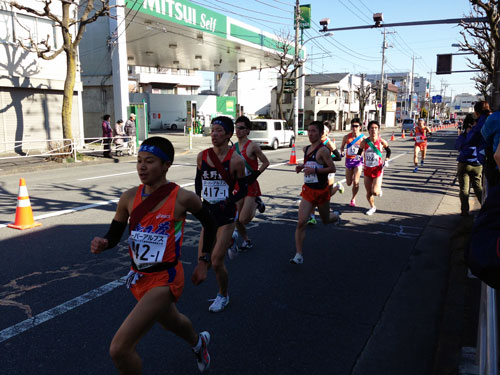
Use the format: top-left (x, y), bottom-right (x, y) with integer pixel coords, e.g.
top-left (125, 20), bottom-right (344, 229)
top-left (0, 136), bottom-right (136, 161)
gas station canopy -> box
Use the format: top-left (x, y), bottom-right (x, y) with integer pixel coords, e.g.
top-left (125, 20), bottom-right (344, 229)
top-left (124, 0), bottom-right (295, 73)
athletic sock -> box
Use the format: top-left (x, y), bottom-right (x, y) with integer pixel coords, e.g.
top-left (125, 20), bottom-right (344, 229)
top-left (192, 335), bottom-right (202, 352)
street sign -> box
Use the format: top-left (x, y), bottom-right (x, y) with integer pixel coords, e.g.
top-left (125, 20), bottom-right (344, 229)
top-left (295, 4), bottom-right (311, 29)
top-left (455, 105), bottom-right (460, 110)
top-left (377, 103), bottom-right (382, 108)
top-left (432, 95), bottom-right (442, 104)
top-left (284, 78), bottom-right (295, 93)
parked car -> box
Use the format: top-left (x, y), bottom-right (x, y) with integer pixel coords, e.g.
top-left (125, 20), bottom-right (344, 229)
top-left (248, 119), bottom-right (295, 150)
top-left (443, 120), bottom-right (451, 125)
top-left (402, 118), bottom-right (416, 133)
top-left (162, 118), bottom-right (186, 130)
top-left (433, 119), bottom-right (441, 126)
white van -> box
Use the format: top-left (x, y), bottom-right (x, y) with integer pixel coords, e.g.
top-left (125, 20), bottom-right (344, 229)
top-left (248, 119), bottom-right (295, 150)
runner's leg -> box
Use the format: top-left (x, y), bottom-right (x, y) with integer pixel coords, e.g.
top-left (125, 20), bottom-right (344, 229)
top-left (364, 174), bottom-right (375, 208)
top-left (235, 196), bottom-right (257, 241)
top-left (352, 166), bottom-right (361, 199)
top-left (372, 174), bottom-right (383, 196)
top-left (210, 224), bottom-right (235, 296)
top-left (317, 201), bottom-right (340, 224)
top-left (295, 199), bottom-right (314, 255)
top-left (110, 286), bottom-right (176, 374)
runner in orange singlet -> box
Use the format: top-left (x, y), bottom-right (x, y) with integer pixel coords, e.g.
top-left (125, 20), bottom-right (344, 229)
top-left (91, 136), bottom-right (216, 373)
top-left (232, 116), bottom-right (270, 252)
top-left (413, 118), bottom-right (432, 172)
top-left (356, 120), bottom-right (391, 216)
top-left (290, 121), bottom-right (341, 265)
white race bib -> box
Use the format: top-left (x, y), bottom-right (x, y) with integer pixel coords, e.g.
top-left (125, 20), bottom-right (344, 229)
top-left (416, 135), bottom-right (425, 143)
top-left (304, 161), bottom-right (319, 184)
top-left (347, 144), bottom-right (359, 156)
top-left (202, 180), bottom-right (229, 202)
top-left (364, 149), bottom-right (380, 168)
top-left (129, 231), bottom-right (169, 270)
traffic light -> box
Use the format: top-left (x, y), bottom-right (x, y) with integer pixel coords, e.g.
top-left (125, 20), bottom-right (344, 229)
top-left (436, 54), bottom-right (452, 75)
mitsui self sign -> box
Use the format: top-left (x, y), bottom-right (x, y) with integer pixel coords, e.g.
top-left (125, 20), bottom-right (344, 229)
top-left (127, 0), bottom-right (227, 35)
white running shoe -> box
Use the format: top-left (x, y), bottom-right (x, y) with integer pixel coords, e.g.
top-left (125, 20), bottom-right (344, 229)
top-left (193, 331), bottom-right (211, 372)
top-left (336, 182), bottom-right (345, 194)
top-left (366, 207), bottom-right (377, 216)
top-left (209, 294), bottom-right (229, 312)
top-left (227, 231), bottom-right (238, 260)
top-left (290, 253), bottom-right (304, 264)
top-left (333, 211), bottom-right (342, 226)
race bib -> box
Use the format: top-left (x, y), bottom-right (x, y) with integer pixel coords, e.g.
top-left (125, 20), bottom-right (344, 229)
top-left (364, 149), bottom-right (380, 168)
top-left (129, 231), bottom-right (169, 270)
top-left (347, 144), bottom-right (359, 156)
top-left (304, 161), bottom-right (319, 184)
top-left (416, 135), bottom-right (426, 143)
top-left (202, 180), bottom-right (229, 202)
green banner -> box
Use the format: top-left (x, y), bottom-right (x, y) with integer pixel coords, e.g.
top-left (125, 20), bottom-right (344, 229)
top-left (126, 0), bottom-right (227, 37)
top-left (216, 96), bottom-right (237, 117)
top-left (295, 4), bottom-right (311, 30)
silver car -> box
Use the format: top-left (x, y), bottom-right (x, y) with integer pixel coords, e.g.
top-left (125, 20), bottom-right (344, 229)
top-left (402, 119), bottom-right (416, 133)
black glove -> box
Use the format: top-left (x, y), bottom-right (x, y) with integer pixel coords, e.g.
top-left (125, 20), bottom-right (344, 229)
top-left (246, 170), bottom-right (261, 185)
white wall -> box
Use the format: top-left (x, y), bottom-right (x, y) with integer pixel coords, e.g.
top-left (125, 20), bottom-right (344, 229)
top-left (237, 68), bottom-right (277, 117)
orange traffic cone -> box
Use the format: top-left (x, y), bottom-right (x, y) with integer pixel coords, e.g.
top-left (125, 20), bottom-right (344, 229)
top-left (390, 132), bottom-right (395, 141)
top-left (288, 143), bottom-right (297, 165)
top-left (8, 178), bottom-right (41, 230)
top-left (401, 130), bottom-right (406, 139)
top-left (410, 130), bottom-right (414, 137)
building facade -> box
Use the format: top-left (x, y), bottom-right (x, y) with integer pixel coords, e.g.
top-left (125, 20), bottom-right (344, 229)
top-left (0, 2), bottom-right (83, 154)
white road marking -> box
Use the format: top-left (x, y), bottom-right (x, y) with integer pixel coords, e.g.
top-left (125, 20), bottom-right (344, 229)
top-left (0, 276), bottom-right (127, 343)
top-left (77, 165), bottom-right (183, 181)
top-left (0, 182), bottom-right (195, 229)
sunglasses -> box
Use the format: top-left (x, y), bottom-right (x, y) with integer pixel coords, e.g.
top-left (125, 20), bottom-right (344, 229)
top-left (352, 125), bottom-right (360, 127)
top-left (236, 126), bottom-right (247, 130)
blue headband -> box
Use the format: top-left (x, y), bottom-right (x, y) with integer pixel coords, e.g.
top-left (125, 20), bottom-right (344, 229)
top-left (138, 144), bottom-right (170, 162)
top-left (212, 118), bottom-right (234, 134)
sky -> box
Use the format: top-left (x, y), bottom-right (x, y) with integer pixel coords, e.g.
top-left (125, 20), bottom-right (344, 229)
top-left (192, 0), bottom-right (480, 99)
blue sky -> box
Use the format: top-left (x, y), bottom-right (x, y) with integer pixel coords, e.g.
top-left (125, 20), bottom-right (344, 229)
top-left (194, 0), bottom-right (479, 98)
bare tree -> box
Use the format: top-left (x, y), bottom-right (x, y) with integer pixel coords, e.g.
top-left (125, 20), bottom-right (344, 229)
top-left (354, 74), bottom-right (375, 126)
top-left (458, 1), bottom-right (500, 105)
top-left (10, 0), bottom-right (116, 143)
top-left (268, 30), bottom-right (302, 124)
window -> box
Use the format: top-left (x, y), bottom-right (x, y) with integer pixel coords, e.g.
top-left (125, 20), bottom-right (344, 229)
top-left (283, 93), bottom-right (292, 104)
top-left (251, 121), bottom-right (267, 131)
top-left (342, 91), bottom-right (349, 103)
top-left (274, 122), bottom-right (282, 130)
top-left (0, 10), bottom-right (14, 43)
top-left (13, 13), bottom-right (56, 48)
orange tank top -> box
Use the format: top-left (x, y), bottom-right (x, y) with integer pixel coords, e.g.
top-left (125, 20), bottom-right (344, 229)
top-left (128, 184), bottom-right (185, 271)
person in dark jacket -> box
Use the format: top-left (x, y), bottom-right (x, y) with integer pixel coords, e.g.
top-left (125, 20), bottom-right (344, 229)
top-left (456, 114), bottom-right (483, 216)
top-left (102, 114), bottom-right (113, 158)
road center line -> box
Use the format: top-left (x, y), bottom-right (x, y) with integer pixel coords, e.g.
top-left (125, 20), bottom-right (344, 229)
top-left (77, 165), bottom-right (183, 181)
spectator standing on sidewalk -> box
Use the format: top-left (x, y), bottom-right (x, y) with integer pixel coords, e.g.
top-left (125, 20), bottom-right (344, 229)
top-left (114, 119), bottom-right (126, 156)
top-left (125, 113), bottom-right (137, 155)
top-left (455, 114), bottom-right (483, 217)
top-left (102, 114), bottom-right (113, 158)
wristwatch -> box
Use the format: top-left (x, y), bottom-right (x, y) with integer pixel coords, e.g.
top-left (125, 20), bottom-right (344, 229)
top-left (198, 254), bottom-right (211, 264)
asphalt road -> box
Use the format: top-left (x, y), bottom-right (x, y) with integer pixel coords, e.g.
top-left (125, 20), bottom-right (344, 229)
top-left (0, 128), bottom-right (463, 374)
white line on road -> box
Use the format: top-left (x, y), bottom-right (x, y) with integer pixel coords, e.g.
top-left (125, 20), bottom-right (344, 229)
top-left (0, 276), bottom-right (127, 343)
top-left (0, 182), bottom-right (195, 229)
top-left (77, 165), bottom-right (183, 181)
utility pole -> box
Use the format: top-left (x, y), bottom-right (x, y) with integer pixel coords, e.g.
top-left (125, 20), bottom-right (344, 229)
top-left (378, 28), bottom-right (386, 123)
top-left (410, 56), bottom-right (415, 118)
top-left (493, 2), bottom-right (500, 110)
top-left (293, 0), bottom-right (300, 138)
top-left (426, 70), bottom-right (432, 124)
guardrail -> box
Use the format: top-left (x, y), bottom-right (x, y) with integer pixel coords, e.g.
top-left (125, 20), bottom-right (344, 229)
top-left (477, 180), bottom-right (498, 375)
top-left (0, 136), bottom-right (136, 161)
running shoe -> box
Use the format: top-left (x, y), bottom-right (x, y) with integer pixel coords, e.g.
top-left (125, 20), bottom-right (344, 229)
top-left (193, 331), bottom-right (211, 372)
top-left (256, 197), bottom-right (266, 213)
top-left (239, 239), bottom-right (253, 251)
top-left (333, 211), bottom-right (342, 226)
top-left (366, 207), bottom-right (377, 216)
top-left (421, 160), bottom-right (425, 166)
top-left (413, 167), bottom-right (418, 173)
top-left (336, 182), bottom-right (345, 194)
top-left (209, 294), bottom-right (229, 312)
top-left (307, 215), bottom-right (317, 225)
top-left (349, 199), bottom-right (356, 207)
top-left (290, 253), bottom-right (304, 264)
top-left (227, 231), bottom-right (238, 260)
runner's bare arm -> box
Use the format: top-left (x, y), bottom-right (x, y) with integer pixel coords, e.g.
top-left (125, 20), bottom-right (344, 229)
top-left (340, 135), bottom-right (348, 154)
top-left (228, 155), bottom-right (247, 203)
top-left (317, 147), bottom-right (336, 174)
top-left (195, 152), bottom-right (203, 196)
top-left (90, 189), bottom-right (134, 254)
top-left (250, 143), bottom-right (270, 173)
top-left (176, 189), bottom-right (215, 285)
